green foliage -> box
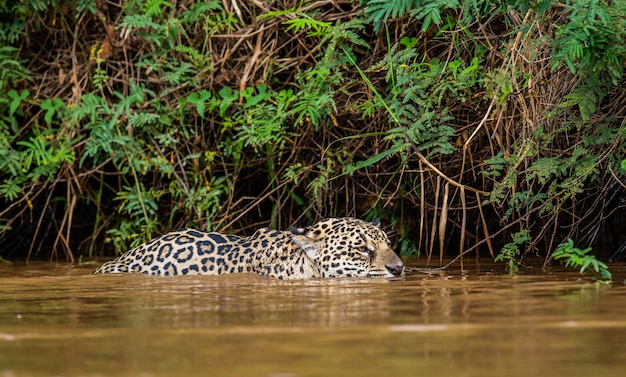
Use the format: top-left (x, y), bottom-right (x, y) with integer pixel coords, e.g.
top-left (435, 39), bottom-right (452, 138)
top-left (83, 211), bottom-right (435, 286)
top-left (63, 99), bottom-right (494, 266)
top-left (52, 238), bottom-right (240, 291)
top-left (0, 0), bottom-right (624, 268)
top-left (1, 86), bottom-right (75, 201)
top-left (7, 89), bottom-right (28, 116)
top-left (364, 0), bottom-right (422, 32)
top-left (284, 18), bottom-right (368, 131)
top-left (495, 230), bottom-right (531, 274)
top-left (261, 8), bottom-right (333, 36)
top-left (550, 0), bottom-right (625, 123)
top-left (183, 90), bottom-right (212, 118)
top-left (16, 132), bottom-right (75, 172)
top-left (76, 0), bottom-right (96, 15)
top-left (218, 83), bottom-right (296, 162)
top-left (0, 46), bottom-right (29, 92)
top-left (551, 0), bottom-right (624, 83)
top-left (40, 98), bottom-right (65, 125)
top-left (485, 124), bottom-right (607, 222)
top-left (552, 239), bottom-right (612, 283)
top-left (363, 0), bottom-right (519, 32)
top-left (343, 39), bottom-right (476, 175)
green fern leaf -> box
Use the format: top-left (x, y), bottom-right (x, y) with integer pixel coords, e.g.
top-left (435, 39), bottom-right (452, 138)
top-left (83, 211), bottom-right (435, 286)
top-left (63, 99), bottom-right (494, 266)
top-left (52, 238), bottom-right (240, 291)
top-left (363, 0), bottom-right (419, 32)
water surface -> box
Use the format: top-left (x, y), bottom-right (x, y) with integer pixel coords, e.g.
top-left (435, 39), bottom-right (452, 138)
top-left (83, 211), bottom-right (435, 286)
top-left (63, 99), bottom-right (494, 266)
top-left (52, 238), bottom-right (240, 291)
top-left (1, 262), bottom-right (626, 376)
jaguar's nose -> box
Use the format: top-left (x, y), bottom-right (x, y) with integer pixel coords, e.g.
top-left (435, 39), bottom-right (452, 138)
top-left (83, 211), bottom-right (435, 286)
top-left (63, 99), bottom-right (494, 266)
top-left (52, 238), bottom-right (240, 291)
top-left (385, 263), bottom-right (405, 276)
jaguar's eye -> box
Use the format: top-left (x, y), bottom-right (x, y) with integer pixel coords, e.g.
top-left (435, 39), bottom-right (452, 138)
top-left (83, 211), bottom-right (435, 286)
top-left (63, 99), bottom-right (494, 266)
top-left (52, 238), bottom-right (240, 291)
top-left (357, 246), bottom-right (372, 258)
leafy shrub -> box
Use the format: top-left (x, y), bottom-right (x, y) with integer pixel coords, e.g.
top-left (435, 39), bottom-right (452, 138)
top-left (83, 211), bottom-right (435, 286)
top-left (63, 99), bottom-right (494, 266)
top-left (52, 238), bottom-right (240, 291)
top-left (552, 239), bottom-right (612, 283)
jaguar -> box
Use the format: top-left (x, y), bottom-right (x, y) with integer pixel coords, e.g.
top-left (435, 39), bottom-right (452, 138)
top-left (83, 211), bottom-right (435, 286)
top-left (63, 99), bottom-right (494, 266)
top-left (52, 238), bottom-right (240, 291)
top-left (93, 217), bottom-right (405, 279)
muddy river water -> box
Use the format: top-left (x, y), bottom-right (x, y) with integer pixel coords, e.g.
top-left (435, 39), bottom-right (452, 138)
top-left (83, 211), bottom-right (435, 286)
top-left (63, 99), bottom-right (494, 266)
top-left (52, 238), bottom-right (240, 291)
top-left (1, 261), bottom-right (626, 377)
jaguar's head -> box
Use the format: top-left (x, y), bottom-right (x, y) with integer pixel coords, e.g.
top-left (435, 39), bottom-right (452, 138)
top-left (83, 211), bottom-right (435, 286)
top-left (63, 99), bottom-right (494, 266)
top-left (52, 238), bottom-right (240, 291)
top-left (290, 217), bottom-right (405, 278)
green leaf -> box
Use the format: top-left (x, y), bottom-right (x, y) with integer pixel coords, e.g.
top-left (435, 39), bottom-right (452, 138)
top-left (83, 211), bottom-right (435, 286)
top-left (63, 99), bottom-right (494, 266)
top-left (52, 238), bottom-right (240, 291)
top-left (243, 84), bottom-right (272, 109)
top-left (185, 90), bottom-right (212, 117)
top-left (552, 238), bottom-right (611, 282)
top-left (283, 17), bottom-right (332, 35)
top-left (40, 98), bottom-right (64, 125)
top-left (400, 36), bottom-right (417, 49)
top-left (8, 89), bottom-right (29, 116)
top-left (0, 179), bottom-right (22, 201)
top-left (342, 142), bottom-right (408, 176)
top-left (364, 0), bottom-right (419, 33)
top-left (217, 87), bottom-right (238, 116)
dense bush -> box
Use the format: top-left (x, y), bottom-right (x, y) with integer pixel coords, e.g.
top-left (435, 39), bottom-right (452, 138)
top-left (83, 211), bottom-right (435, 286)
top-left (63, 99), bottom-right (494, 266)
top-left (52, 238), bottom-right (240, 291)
top-left (0, 0), bottom-right (624, 267)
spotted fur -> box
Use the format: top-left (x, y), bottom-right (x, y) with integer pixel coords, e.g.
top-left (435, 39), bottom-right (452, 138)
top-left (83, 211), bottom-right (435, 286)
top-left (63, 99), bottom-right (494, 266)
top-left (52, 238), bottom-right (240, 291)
top-left (93, 217), bottom-right (404, 279)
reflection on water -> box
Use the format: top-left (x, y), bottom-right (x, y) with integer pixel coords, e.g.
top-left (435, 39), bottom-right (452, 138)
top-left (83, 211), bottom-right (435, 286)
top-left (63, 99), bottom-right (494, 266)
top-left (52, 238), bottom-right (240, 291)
top-left (1, 262), bottom-right (626, 376)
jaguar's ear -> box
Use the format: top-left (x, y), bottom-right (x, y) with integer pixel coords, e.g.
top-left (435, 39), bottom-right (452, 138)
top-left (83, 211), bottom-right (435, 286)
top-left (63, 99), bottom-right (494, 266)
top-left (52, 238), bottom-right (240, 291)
top-left (371, 218), bottom-right (381, 228)
top-left (289, 226), bottom-right (306, 235)
top-left (289, 226), bottom-right (320, 259)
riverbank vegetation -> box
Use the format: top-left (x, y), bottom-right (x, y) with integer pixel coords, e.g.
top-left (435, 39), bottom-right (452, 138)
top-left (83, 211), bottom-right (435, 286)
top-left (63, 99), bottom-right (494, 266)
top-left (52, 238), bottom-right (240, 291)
top-left (0, 0), bottom-right (624, 268)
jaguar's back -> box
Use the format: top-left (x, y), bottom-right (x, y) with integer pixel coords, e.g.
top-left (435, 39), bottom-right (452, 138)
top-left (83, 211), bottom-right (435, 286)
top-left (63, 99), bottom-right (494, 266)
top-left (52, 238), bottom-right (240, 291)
top-left (93, 229), bottom-right (254, 275)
